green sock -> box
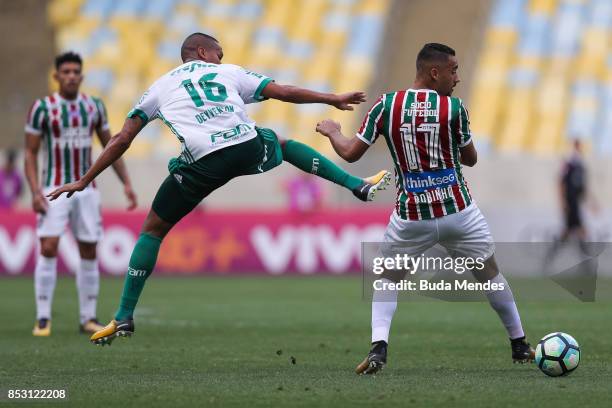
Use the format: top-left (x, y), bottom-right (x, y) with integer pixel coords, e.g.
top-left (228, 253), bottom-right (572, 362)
top-left (114, 233), bottom-right (162, 321)
top-left (282, 140), bottom-right (362, 190)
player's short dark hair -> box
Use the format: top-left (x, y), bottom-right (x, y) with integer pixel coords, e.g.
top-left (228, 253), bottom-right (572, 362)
top-left (416, 43), bottom-right (455, 72)
top-left (55, 51), bottom-right (82, 70)
top-left (181, 32), bottom-right (219, 61)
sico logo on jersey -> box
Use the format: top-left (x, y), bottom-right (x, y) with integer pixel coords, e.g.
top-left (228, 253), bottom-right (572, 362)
top-left (404, 168), bottom-right (457, 193)
top-left (210, 123), bottom-right (252, 145)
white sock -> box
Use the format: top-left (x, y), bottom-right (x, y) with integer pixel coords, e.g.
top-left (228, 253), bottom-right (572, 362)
top-left (34, 256), bottom-right (57, 320)
top-left (371, 278), bottom-right (398, 343)
top-left (76, 258), bottom-right (99, 324)
top-left (485, 273), bottom-right (525, 339)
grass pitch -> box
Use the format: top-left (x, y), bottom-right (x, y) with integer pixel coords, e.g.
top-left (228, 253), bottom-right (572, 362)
top-left (1, 276), bottom-right (610, 407)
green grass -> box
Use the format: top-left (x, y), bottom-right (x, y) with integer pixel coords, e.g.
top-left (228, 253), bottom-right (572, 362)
top-left (1, 276), bottom-right (610, 407)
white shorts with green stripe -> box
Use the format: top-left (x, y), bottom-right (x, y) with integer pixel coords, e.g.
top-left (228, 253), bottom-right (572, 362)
top-left (382, 203), bottom-right (494, 261)
top-left (37, 186), bottom-right (102, 243)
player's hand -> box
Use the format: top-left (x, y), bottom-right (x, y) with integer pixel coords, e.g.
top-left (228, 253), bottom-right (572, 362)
top-left (124, 184), bottom-right (138, 211)
top-left (331, 91), bottom-right (366, 111)
top-left (316, 119), bottom-right (342, 138)
top-left (31, 192), bottom-right (48, 214)
top-left (46, 180), bottom-right (86, 201)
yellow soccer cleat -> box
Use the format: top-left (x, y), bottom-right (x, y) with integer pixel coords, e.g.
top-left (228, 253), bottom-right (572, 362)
top-left (32, 318), bottom-right (51, 337)
top-left (353, 170), bottom-right (392, 202)
top-left (79, 318), bottom-right (106, 335)
top-left (90, 319), bottom-right (134, 346)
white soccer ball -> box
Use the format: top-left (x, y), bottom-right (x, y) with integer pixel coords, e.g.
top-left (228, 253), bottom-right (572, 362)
top-left (535, 332), bottom-right (580, 377)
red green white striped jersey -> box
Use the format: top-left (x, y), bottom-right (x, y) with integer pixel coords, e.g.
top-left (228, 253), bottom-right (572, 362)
top-left (25, 93), bottom-right (109, 187)
top-left (356, 89), bottom-right (473, 221)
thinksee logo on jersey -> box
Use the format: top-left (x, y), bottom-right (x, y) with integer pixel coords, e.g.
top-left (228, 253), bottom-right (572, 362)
top-left (404, 168), bottom-right (457, 193)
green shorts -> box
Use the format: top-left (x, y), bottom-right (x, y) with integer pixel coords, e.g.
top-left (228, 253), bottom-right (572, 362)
top-left (152, 127), bottom-right (283, 224)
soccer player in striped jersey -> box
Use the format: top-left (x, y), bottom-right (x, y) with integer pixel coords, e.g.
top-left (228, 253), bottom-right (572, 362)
top-left (47, 33), bottom-right (390, 346)
top-left (315, 43), bottom-right (534, 374)
top-left (24, 52), bottom-right (137, 336)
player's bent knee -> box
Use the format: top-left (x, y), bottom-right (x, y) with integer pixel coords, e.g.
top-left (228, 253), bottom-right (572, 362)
top-left (141, 209), bottom-right (174, 240)
top-left (40, 237), bottom-right (60, 258)
top-left (472, 255), bottom-right (499, 283)
top-left (78, 242), bottom-right (97, 260)
top-left (381, 269), bottom-right (408, 283)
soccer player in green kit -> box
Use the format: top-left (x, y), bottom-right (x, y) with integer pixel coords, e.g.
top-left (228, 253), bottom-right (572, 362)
top-left (48, 33), bottom-right (391, 345)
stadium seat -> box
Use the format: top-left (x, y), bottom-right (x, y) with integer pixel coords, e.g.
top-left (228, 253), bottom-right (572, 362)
top-left (48, 0), bottom-right (85, 27)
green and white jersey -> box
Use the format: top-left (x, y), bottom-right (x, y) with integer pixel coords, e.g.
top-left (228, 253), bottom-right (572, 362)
top-left (25, 92), bottom-right (108, 187)
top-left (128, 61), bottom-right (273, 163)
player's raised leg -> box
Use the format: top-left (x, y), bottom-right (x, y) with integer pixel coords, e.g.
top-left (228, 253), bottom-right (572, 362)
top-left (279, 137), bottom-right (391, 201)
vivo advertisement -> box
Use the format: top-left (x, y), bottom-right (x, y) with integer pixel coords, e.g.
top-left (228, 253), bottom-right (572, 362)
top-left (0, 210), bottom-right (389, 275)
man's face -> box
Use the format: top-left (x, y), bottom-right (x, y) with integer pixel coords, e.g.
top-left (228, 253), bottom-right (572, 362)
top-left (54, 62), bottom-right (82, 96)
top-left (201, 41), bottom-right (224, 64)
top-left (435, 55), bottom-right (460, 96)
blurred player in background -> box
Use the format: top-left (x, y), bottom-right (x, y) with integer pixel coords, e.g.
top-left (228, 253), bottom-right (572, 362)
top-left (24, 52), bottom-right (137, 336)
top-left (559, 139), bottom-right (588, 242)
top-left (284, 171), bottom-right (324, 213)
top-left (48, 33), bottom-right (391, 345)
top-left (316, 43), bottom-right (534, 374)
top-left (0, 149), bottom-right (23, 209)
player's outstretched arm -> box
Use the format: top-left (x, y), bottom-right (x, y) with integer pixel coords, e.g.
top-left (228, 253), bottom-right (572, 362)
top-left (96, 127), bottom-right (138, 210)
top-left (316, 119), bottom-right (369, 163)
top-left (47, 116), bottom-right (144, 200)
top-left (261, 82), bottom-right (366, 110)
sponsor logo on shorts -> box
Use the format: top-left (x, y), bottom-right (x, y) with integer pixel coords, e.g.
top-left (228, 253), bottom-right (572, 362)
top-left (174, 174), bottom-right (183, 183)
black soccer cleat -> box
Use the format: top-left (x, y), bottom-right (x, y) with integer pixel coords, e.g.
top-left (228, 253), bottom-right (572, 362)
top-left (355, 340), bottom-right (388, 375)
top-left (90, 319), bottom-right (135, 346)
top-left (511, 336), bottom-right (535, 364)
top-left (352, 170), bottom-right (392, 202)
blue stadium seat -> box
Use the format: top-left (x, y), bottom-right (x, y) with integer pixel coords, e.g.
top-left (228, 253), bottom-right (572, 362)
top-left (81, 0), bottom-right (115, 20)
top-left (85, 68), bottom-right (115, 94)
top-left (345, 14), bottom-right (383, 58)
top-left (145, 0), bottom-right (177, 20)
top-left (234, 0), bottom-right (263, 20)
top-left (112, 0), bottom-right (147, 17)
top-left (490, 0), bottom-right (526, 28)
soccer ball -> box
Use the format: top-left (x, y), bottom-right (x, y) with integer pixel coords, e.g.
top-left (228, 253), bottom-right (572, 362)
top-left (535, 332), bottom-right (580, 377)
